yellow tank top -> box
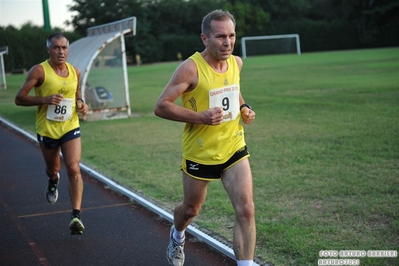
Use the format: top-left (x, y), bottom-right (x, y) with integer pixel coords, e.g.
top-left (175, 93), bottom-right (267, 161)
top-left (182, 52), bottom-right (246, 164)
top-left (35, 60), bottom-right (80, 139)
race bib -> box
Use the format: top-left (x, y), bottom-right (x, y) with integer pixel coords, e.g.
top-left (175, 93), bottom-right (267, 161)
top-left (46, 98), bottom-right (73, 122)
top-left (209, 84), bottom-right (239, 122)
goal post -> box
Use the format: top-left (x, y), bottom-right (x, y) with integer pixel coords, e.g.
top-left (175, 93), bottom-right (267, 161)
top-left (0, 46), bottom-right (8, 90)
top-left (241, 34), bottom-right (301, 58)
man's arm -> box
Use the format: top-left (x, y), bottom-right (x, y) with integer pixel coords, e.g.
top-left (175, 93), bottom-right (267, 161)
top-left (15, 65), bottom-right (64, 106)
top-left (235, 55), bottom-right (256, 124)
top-left (73, 67), bottom-right (88, 115)
top-left (74, 67), bottom-right (82, 100)
top-left (154, 59), bottom-right (223, 125)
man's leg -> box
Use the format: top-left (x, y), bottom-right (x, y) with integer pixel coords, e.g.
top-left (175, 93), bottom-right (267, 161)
top-left (167, 173), bottom-right (209, 266)
top-left (39, 142), bottom-right (61, 180)
top-left (60, 137), bottom-right (83, 211)
top-left (174, 173), bottom-right (209, 231)
top-left (39, 142), bottom-right (61, 203)
top-left (61, 137), bottom-right (85, 234)
top-left (222, 158), bottom-right (256, 261)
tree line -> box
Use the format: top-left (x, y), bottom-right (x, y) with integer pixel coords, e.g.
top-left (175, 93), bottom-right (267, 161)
top-left (1, 0), bottom-right (398, 71)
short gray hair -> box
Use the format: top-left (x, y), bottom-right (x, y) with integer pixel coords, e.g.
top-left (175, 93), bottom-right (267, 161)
top-left (201, 10), bottom-right (236, 37)
top-left (46, 32), bottom-right (69, 48)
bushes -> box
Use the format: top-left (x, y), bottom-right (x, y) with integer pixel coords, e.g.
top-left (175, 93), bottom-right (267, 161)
top-left (0, 24), bottom-right (82, 72)
top-left (1, 0), bottom-right (397, 70)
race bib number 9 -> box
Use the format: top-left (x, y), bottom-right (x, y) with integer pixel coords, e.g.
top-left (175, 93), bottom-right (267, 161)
top-left (209, 84), bottom-right (239, 122)
top-left (46, 98), bottom-right (73, 122)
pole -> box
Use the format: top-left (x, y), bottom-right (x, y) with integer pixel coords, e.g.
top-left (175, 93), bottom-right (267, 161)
top-left (42, 0), bottom-right (52, 32)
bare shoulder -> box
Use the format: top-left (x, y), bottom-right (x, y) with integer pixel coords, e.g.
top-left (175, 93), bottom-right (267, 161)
top-left (26, 64), bottom-right (45, 83)
top-left (28, 64), bottom-right (44, 75)
top-left (73, 66), bottom-right (81, 76)
top-left (175, 58), bottom-right (197, 77)
top-left (17, 64), bottom-right (44, 94)
top-left (170, 58), bottom-right (198, 89)
top-left (233, 55), bottom-right (243, 70)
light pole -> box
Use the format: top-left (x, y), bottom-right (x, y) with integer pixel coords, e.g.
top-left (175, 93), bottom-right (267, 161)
top-left (42, 0), bottom-right (52, 32)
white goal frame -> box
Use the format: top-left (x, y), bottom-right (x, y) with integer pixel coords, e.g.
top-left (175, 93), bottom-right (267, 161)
top-left (0, 46), bottom-right (8, 90)
top-left (241, 34), bottom-right (301, 58)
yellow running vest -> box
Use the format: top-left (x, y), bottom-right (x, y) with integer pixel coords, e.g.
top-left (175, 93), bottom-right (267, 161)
top-left (35, 60), bottom-right (80, 139)
top-left (182, 52), bottom-right (246, 164)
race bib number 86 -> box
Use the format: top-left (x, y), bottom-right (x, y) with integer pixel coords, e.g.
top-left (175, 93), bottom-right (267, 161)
top-left (209, 84), bottom-right (239, 122)
top-left (46, 98), bottom-right (73, 122)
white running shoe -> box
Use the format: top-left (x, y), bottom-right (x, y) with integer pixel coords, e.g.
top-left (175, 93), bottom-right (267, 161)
top-left (166, 225), bottom-right (185, 266)
top-left (45, 173), bottom-right (59, 204)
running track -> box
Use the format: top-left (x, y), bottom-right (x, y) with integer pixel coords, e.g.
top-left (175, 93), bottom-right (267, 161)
top-left (0, 119), bottom-right (250, 266)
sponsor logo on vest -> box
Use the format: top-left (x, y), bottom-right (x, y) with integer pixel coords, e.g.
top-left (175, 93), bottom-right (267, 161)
top-left (223, 112), bottom-right (233, 120)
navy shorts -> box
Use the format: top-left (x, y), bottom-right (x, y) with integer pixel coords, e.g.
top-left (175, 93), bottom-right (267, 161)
top-left (37, 128), bottom-right (81, 150)
top-left (181, 146), bottom-right (250, 181)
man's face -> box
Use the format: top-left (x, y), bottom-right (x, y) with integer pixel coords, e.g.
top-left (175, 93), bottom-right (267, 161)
top-left (202, 18), bottom-right (236, 61)
top-left (47, 37), bottom-right (69, 65)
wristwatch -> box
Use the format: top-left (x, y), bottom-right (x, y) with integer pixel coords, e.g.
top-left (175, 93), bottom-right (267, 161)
top-left (240, 103), bottom-right (252, 110)
top-left (76, 98), bottom-right (84, 103)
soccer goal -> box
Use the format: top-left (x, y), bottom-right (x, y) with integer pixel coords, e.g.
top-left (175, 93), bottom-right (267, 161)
top-left (241, 34), bottom-right (301, 58)
top-left (0, 46), bottom-right (8, 90)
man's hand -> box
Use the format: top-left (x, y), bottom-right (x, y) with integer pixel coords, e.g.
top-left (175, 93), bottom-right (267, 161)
top-left (76, 100), bottom-right (88, 115)
top-left (46, 94), bottom-right (64, 105)
top-left (201, 107), bottom-right (224, 125)
top-left (241, 107), bottom-right (256, 124)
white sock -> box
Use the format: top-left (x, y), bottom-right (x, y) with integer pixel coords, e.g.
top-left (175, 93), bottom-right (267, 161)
top-left (173, 228), bottom-right (185, 244)
top-left (237, 260), bottom-right (253, 266)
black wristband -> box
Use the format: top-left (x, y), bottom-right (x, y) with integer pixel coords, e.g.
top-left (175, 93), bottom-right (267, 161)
top-left (76, 98), bottom-right (84, 103)
top-left (240, 103), bottom-right (252, 110)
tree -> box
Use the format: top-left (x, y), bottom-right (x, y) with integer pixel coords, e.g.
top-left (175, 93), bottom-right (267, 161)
top-left (67, 0), bottom-right (145, 36)
top-left (342, 0), bottom-right (399, 45)
top-left (246, 0), bottom-right (312, 21)
top-left (67, 0), bottom-right (224, 62)
top-left (222, 1), bottom-right (270, 37)
top-left (65, 0), bottom-right (398, 62)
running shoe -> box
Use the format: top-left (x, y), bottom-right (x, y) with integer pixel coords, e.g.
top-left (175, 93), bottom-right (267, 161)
top-left (166, 225), bottom-right (185, 266)
top-left (69, 214), bottom-right (85, 235)
top-left (45, 173), bottom-right (59, 204)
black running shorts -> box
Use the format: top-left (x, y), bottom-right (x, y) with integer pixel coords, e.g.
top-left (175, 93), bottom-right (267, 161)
top-left (37, 127), bottom-right (81, 149)
top-left (181, 146), bottom-right (250, 180)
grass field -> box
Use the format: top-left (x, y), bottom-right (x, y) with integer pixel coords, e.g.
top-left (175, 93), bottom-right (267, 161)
top-left (1, 48), bottom-right (398, 266)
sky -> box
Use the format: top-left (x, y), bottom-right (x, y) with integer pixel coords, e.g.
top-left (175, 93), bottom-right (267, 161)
top-left (0, 0), bottom-right (75, 30)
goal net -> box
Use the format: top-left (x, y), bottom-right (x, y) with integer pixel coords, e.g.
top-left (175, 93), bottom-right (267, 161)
top-left (241, 34), bottom-right (301, 58)
top-left (0, 46), bottom-right (8, 90)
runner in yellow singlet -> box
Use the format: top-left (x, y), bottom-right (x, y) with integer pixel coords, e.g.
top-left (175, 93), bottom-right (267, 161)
top-left (154, 10), bottom-right (256, 266)
top-left (15, 32), bottom-right (88, 235)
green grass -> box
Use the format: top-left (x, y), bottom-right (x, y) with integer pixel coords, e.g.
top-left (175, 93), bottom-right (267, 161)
top-left (1, 48), bottom-right (398, 266)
